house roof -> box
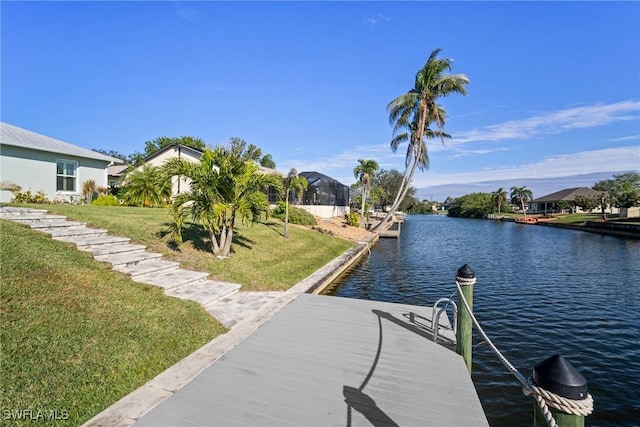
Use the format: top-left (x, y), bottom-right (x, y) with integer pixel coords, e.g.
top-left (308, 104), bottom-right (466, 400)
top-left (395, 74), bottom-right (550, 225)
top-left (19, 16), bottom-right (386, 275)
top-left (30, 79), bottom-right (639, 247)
top-left (107, 164), bottom-right (129, 176)
top-left (299, 171), bottom-right (348, 187)
top-left (0, 122), bottom-right (120, 163)
top-left (532, 187), bottom-right (600, 203)
top-left (257, 164), bottom-right (285, 176)
top-left (142, 143), bottom-right (204, 164)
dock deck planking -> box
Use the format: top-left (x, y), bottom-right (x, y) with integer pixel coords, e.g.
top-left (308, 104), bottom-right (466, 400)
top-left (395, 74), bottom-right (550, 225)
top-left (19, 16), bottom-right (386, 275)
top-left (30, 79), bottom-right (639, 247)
top-left (135, 294), bottom-right (488, 427)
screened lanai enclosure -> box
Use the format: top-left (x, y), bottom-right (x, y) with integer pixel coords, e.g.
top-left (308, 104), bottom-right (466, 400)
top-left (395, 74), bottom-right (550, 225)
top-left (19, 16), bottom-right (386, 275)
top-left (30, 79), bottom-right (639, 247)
top-left (297, 171), bottom-right (350, 218)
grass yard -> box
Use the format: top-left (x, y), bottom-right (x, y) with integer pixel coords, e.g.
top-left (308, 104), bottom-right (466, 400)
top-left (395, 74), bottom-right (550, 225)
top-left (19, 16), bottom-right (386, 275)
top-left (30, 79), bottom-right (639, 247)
top-left (8, 204), bottom-right (355, 291)
top-left (0, 219), bottom-right (226, 425)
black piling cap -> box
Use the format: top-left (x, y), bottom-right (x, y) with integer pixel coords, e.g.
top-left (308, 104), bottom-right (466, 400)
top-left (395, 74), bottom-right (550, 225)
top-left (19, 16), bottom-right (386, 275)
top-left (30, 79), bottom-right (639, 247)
top-left (457, 264), bottom-right (475, 279)
top-left (533, 354), bottom-right (588, 400)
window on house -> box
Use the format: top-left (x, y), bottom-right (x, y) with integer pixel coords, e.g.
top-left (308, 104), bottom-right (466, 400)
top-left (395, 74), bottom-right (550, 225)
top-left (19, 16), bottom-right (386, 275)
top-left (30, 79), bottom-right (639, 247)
top-left (56, 160), bottom-right (77, 191)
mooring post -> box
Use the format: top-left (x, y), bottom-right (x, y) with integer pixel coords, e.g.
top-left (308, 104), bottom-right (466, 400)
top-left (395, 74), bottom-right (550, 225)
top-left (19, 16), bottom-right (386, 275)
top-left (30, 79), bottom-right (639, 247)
top-left (531, 354), bottom-right (592, 427)
top-left (455, 264), bottom-right (476, 374)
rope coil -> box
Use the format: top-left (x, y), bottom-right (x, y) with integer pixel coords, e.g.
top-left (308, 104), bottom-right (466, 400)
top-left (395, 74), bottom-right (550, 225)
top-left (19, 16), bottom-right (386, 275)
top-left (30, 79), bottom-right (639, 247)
top-left (455, 276), bottom-right (476, 286)
top-left (454, 277), bottom-right (594, 427)
top-left (523, 376), bottom-right (594, 417)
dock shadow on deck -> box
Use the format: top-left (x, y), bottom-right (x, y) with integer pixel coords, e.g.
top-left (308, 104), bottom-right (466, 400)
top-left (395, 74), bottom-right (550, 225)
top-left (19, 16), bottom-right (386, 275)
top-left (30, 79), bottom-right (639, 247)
top-left (135, 294), bottom-right (488, 427)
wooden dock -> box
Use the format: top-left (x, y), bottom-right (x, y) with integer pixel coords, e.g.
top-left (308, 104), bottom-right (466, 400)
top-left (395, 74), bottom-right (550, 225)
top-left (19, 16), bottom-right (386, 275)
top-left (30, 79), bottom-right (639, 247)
top-left (134, 294), bottom-right (488, 426)
top-left (378, 215), bottom-right (404, 238)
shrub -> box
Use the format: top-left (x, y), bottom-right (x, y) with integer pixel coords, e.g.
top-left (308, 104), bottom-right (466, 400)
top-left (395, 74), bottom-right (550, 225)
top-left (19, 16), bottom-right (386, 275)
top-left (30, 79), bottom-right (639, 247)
top-left (10, 190), bottom-right (50, 204)
top-left (271, 202), bottom-right (317, 226)
top-left (346, 212), bottom-right (360, 227)
top-left (92, 195), bottom-right (121, 206)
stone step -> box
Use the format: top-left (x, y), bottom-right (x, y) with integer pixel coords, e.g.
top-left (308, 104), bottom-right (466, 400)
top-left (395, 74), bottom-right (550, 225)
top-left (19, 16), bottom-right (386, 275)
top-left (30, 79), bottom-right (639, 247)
top-left (94, 251), bottom-right (163, 267)
top-left (55, 235), bottom-right (131, 248)
top-left (112, 260), bottom-right (180, 278)
top-left (46, 228), bottom-right (108, 238)
top-left (9, 214), bottom-right (67, 222)
top-left (0, 207), bottom-right (49, 215)
top-left (132, 269), bottom-right (209, 290)
top-left (165, 280), bottom-right (242, 306)
top-left (81, 244), bottom-right (147, 257)
top-left (29, 220), bottom-right (86, 229)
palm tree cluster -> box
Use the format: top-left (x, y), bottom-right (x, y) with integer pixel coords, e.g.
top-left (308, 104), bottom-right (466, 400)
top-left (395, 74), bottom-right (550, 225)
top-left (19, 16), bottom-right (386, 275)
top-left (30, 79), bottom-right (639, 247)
top-left (376, 48), bottom-right (469, 229)
top-left (164, 147), bottom-right (282, 258)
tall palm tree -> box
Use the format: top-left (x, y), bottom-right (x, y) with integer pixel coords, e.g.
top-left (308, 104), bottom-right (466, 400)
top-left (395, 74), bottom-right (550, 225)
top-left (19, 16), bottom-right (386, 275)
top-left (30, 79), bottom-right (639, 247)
top-left (353, 159), bottom-right (379, 227)
top-left (164, 147), bottom-right (281, 258)
top-left (121, 164), bottom-right (172, 207)
top-left (375, 48), bottom-right (469, 230)
top-left (282, 169), bottom-right (308, 238)
top-left (492, 187), bottom-right (508, 216)
top-left (510, 186), bottom-right (533, 217)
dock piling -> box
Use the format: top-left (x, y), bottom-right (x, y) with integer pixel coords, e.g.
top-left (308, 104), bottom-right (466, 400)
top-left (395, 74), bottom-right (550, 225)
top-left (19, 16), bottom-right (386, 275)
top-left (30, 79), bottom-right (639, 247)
top-left (455, 264), bottom-right (476, 374)
top-left (531, 354), bottom-right (592, 427)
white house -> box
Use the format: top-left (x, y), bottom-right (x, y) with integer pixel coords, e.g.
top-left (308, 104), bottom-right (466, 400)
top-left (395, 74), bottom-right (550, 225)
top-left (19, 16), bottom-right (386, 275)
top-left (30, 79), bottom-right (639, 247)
top-left (0, 122), bottom-right (120, 203)
top-left (135, 143), bottom-right (203, 196)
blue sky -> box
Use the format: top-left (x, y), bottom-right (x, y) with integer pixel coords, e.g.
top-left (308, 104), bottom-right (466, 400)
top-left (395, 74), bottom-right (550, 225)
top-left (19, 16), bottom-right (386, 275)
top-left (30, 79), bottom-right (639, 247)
top-left (2, 1), bottom-right (639, 201)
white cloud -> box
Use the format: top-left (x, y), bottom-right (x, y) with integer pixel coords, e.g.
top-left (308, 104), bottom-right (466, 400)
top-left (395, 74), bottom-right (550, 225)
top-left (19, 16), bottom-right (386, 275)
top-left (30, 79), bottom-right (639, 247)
top-left (452, 100), bottom-right (640, 144)
top-left (362, 14), bottom-right (392, 27)
top-left (411, 146), bottom-right (640, 187)
top-left (174, 2), bottom-right (200, 22)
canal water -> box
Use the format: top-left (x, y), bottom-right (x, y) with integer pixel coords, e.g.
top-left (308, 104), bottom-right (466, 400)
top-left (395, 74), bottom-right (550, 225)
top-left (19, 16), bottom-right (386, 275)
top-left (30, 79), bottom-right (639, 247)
top-left (324, 214), bottom-right (640, 426)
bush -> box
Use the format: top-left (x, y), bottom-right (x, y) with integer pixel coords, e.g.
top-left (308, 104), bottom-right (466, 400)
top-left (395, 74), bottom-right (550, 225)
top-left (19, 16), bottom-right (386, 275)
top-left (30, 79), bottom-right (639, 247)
top-left (10, 190), bottom-right (50, 204)
top-left (271, 202), bottom-right (317, 226)
top-left (92, 195), bottom-right (121, 206)
top-left (346, 212), bottom-right (360, 227)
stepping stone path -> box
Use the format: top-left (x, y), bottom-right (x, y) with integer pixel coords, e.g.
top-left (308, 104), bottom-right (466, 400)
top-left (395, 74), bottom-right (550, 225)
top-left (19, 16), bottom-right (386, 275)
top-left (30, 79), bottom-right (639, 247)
top-left (0, 207), bottom-right (283, 328)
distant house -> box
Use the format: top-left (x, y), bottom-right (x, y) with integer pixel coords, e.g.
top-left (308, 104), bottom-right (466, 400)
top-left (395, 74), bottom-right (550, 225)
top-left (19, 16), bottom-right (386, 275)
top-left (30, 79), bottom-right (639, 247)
top-left (298, 171), bottom-right (350, 218)
top-left (107, 164), bottom-right (129, 189)
top-left (530, 187), bottom-right (618, 215)
top-left (132, 143), bottom-right (203, 196)
top-left (0, 122), bottom-right (120, 203)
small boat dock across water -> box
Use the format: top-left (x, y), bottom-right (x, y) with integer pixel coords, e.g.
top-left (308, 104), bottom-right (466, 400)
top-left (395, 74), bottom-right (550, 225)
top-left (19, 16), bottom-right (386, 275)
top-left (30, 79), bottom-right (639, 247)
top-left (132, 294), bottom-right (488, 426)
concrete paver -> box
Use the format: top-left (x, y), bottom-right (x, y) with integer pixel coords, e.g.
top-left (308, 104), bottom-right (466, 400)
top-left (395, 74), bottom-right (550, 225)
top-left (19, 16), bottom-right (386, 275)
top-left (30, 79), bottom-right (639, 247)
top-left (206, 291), bottom-right (283, 327)
top-left (166, 280), bottom-right (242, 306)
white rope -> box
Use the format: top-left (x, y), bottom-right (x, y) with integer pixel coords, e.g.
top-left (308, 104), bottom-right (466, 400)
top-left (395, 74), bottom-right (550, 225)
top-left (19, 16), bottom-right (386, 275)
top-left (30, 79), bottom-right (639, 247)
top-left (454, 277), bottom-right (593, 427)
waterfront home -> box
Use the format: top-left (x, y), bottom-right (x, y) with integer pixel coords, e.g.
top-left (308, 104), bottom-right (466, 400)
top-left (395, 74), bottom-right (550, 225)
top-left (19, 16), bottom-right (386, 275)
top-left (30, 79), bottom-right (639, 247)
top-left (530, 187), bottom-right (619, 215)
top-left (0, 122), bottom-right (120, 203)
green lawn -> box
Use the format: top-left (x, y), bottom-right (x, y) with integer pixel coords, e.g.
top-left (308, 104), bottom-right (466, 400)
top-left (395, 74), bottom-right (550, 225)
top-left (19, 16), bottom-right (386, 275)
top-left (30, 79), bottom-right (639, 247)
top-left (0, 219), bottom-right (226, 425)
top-left (0, 204), bottom-right (355, 425)
top-left (6, 204), bottom-right (355, 291)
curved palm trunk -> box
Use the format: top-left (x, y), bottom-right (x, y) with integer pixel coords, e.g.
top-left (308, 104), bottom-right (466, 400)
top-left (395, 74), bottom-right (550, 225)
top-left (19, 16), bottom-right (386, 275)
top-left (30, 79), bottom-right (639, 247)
top-left (372, 139), bottom-right (421, 231)
top-left (372, 155), bottom-right (417, 231)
